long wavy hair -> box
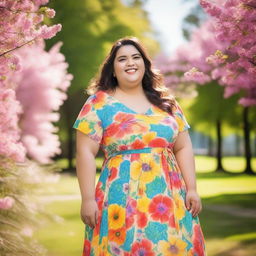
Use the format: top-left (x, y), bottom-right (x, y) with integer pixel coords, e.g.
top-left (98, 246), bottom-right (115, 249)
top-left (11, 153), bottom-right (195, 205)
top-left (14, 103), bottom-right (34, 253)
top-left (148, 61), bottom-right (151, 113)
top-left (87, 37), bottom-right (175, 114)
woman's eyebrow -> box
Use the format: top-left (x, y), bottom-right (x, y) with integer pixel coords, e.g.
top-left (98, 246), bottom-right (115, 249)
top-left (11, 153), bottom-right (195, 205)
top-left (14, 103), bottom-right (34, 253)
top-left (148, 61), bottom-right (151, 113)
top-left (116, 53), bottom-right (141, 59)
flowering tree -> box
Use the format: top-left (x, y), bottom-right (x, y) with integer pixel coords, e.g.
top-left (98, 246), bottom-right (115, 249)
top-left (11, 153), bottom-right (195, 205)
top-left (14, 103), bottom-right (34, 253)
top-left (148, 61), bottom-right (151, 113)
top-left (154, 21), bottom-right (223, 97)
top-left (155, 19), bottom-right (252, 173)
top-left (0, 0), bottom-right (61, 162)
top-left (198, 0), bottom-right (256, 174)
top-left (199, 0), bottom-right (256, 107)
top-left (162, 1), bottom-right (256, 174)
top-left (154, 21), bottom-right (231, 172)
top-left (0, 1), bottom-right (68, 255)
top-left (14, 41), bottom-right (73, 163)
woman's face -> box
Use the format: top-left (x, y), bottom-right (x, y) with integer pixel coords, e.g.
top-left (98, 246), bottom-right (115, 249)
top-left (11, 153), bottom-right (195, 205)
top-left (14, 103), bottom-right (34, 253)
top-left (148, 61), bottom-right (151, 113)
top-left (113, 45), bottom-right (145, 89)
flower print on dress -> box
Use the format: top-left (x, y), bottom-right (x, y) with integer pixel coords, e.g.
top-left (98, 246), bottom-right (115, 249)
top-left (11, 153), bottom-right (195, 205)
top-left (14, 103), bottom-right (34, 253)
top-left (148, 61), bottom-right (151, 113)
top-left (106, 113), bottom-right (147, 138)
top-left (91, 91), bottom-right (107, 109)
top-left (174, 194), bottom-right (186, 220)
top-left (131, 154), bottom-right (160, 183)
top-left (193, 224), bottom-right (206, 256)
top-left (109, 226), bottom-right (126, 245)
top-left (108, 204), bottom-right (126, 230)
top-left (149, 194), bottom-right (174, 223)
top-left (158, 237), bottom-right (188, 256)
top-left (131, 239), bottom-right (154, 256)
top-left (137, 211), bottom-right (148, 228)
top-left (125, 198), bottom-right (136, 229)
top-left (73, 90), bottom-right (206, 256)
top-left (131, 139), bottom-right (146, 149)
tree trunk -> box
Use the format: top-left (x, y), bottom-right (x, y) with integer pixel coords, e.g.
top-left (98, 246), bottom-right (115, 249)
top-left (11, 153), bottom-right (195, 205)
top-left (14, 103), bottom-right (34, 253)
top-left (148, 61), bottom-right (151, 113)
top-left (235, 134), bottom-right (241, 156)
top-left (208, 136), bottom-right (214, 157)
top-left (243, 107), bottom-right (254, 175)
top-left (215, 119), bottom-right (225, 172)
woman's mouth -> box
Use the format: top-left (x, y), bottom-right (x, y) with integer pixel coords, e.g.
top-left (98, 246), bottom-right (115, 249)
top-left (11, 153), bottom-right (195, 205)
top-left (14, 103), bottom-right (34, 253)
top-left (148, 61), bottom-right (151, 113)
top-left (125, 68), bottom-right (137, 74)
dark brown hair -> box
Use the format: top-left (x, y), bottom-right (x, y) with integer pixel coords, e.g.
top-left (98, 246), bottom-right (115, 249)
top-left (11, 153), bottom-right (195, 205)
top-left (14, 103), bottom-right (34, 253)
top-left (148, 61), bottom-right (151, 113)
top-left (87, 37), bottom-right (175, 114)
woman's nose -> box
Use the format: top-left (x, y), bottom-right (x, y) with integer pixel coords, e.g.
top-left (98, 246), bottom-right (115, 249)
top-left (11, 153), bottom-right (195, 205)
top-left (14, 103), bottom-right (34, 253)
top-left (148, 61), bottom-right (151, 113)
top-left (127, 57), bottom-right (135, 66)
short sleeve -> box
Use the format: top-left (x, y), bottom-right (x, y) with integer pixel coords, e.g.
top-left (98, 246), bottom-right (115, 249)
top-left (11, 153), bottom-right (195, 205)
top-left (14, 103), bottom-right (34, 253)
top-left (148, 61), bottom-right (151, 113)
top-left (73, 95), bottom-right (103, 144)
top-left (173, 100), bottom-right (190, 132)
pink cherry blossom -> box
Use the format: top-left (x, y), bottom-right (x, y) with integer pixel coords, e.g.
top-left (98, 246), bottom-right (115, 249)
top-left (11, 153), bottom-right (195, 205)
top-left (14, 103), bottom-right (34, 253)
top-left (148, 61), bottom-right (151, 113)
top-left (200, 0), bottom-right (256, 106)
top-left (0, 0), bottom-right (65, 162)
top-left (11, 41), bottom-right (73, 163)
top-left (0, 196), bottom-right (15, 210)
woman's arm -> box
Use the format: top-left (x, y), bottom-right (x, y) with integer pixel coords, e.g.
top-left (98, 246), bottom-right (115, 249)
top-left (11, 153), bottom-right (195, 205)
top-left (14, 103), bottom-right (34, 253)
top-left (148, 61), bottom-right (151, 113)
top-left (173, 131), bottom-right (202, 217)
top-left (75, 130), bottom-right (100, 228)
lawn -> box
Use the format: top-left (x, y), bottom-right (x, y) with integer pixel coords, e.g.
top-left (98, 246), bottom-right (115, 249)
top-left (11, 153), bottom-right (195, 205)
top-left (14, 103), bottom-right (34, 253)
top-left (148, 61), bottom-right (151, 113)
top-left (35, 156), bottom-right (256, 256)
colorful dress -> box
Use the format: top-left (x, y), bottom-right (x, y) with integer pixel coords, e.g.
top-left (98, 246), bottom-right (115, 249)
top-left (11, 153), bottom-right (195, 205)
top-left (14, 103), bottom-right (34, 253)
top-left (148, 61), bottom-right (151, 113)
top-left (73, 90), bottom-right (206, 256)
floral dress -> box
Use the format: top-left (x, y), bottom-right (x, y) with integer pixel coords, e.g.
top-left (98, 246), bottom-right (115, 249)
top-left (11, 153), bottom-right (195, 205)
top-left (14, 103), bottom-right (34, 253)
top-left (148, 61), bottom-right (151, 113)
top-left (73, 90), bottom-right (206, 256)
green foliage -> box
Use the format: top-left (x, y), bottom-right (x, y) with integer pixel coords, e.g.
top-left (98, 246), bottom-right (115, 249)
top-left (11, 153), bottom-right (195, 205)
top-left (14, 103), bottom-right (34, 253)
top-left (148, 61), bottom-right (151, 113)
top-left (47, 0), bottom-right (158, 95)
top-left (186, 81), bottom-right (244, 138)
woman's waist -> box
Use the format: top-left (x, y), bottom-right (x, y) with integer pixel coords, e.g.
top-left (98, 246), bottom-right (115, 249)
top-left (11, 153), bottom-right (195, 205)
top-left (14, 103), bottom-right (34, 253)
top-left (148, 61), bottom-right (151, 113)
top-left (105, 146), bottom-right (174, 159)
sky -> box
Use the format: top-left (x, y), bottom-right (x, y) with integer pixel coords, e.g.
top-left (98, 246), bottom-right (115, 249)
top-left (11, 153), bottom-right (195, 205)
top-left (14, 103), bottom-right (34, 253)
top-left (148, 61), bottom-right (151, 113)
top-left (143, 0), bottom-right (196, 56)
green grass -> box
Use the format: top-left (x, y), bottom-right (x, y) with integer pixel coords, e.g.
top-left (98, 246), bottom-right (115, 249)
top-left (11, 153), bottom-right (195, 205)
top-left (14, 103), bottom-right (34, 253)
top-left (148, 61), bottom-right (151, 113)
top-left (37, 174), bottom-right (80, 196)
top-left (35, 200), bottom-right (83, 256)
top-left (35, 156), bottom-right (256, 256)
top-left (195, 155), bottom-right (256, 173)
top-left (201, 193), bottom-right (256, 255)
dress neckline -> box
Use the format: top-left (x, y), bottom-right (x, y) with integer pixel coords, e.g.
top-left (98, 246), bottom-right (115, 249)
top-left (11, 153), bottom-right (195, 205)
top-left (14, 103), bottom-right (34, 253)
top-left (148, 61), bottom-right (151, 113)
top-left (100, 90), bottom-right (153, 115)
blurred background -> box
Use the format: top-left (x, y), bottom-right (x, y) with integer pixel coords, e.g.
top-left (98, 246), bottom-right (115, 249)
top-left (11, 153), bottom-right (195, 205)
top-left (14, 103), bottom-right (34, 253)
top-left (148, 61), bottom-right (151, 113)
top-left (1, 0), bottom-right (255, 256)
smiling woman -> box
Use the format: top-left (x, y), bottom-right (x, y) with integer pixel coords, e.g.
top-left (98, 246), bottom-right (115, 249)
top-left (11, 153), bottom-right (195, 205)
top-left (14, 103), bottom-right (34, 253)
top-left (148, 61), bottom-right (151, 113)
top-left (73, 37), bottom-right (207, 255)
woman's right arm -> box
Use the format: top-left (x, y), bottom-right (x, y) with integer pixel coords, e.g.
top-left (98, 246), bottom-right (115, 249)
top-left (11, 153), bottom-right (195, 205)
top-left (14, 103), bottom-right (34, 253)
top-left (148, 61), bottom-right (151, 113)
top-left (75, 130), bottom-right (100, 228)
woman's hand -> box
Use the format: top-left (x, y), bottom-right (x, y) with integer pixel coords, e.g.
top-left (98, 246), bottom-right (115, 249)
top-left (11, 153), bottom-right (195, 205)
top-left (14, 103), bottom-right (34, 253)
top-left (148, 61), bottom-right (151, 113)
top-left (185, 190), bottom-right (202, 217)
top-left (81, 199), bottom-right (99, 229)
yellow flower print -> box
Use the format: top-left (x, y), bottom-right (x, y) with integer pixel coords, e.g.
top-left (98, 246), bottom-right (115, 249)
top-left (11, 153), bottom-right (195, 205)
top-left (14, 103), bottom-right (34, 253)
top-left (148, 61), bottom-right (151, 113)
top-left (99, 236), bottom-right (108, 254)
top-left (139, 115), bottom-right (164, 125)
top-left (91, 235), bottom-right (100, 254)
top-left (130, 160), bottom-right (141, 180)
top-left (174, 194), bottom-right (185, 220)
top-left (79, 121), bottom-right (91, 134)
top-left (94, 101), bottom-right (105, 109)
top-left (158, 237), bottom-right (187, 256)
top-left (137, 196), bottom-right (151, 213)
top-left (108, 204), bottom-right (126, 230)
top-left (187, 248), bottom-right (194, 256)
top-left (108, 155), bottom-right (123, 168)
top-left (104, 136), bottom-right (115, 145)
top-left (131, 155), bottom-right (160, 183)
top-left (176, 116), bottom-right (185, 132)
top-left (142, 132), bottom-right (157, 144)
top-left (153, 106), bottom-right (166, 115)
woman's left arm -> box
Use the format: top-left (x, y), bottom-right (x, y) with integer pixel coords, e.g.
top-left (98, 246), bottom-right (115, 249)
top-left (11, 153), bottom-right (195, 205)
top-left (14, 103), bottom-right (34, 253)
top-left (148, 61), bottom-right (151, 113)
top-left (173, 131), bottom-right (202, 217)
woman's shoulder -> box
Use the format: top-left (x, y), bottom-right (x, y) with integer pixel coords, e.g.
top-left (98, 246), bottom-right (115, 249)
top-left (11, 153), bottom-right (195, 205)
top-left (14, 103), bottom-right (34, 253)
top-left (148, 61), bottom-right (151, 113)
top-left (85, 90), bottom-right (108, 104)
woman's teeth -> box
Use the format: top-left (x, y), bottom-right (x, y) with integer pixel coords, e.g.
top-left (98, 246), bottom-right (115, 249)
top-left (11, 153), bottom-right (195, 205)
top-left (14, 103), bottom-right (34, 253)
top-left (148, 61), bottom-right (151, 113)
top-left (126, 69), bottom-right (136, 73)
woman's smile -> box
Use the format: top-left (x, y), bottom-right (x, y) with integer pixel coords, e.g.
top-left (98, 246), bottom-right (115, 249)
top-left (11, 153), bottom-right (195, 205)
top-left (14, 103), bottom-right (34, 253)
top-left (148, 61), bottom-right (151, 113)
top-left (125, 67), bottom-right (137, 74)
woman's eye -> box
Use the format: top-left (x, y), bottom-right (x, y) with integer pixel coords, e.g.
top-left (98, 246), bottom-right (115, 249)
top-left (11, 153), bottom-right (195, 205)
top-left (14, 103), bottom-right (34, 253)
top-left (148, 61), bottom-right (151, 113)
top-left (134, 56), bottom-right (141, 59)
top-left (118, 58), bottom-right (126, 62)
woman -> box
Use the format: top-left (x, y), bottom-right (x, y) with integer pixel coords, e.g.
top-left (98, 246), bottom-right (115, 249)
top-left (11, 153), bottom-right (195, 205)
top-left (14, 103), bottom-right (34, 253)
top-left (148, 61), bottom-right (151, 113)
top-left (73, 37), bottom-right (206, 255)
